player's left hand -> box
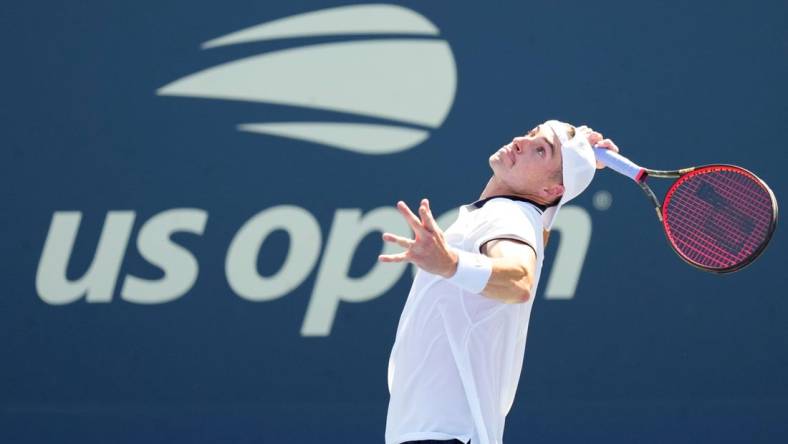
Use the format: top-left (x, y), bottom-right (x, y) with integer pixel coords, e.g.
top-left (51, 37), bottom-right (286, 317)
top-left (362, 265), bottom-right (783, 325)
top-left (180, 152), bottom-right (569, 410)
top-left (379, 198), bottom-right (458, 278)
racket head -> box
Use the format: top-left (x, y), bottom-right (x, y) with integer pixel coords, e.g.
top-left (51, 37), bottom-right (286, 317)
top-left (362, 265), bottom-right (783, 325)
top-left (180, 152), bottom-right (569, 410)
top-left (660, 165), bottom-right (778, 273)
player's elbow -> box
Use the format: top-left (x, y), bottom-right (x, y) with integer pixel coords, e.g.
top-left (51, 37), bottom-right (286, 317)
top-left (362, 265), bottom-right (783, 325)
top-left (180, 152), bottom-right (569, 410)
top-left (504, 287), bottom-right (531, 304)
top-left (514, 283), bottom-right (532, 303)
top-left (503, 273), bottom-right (532, 304)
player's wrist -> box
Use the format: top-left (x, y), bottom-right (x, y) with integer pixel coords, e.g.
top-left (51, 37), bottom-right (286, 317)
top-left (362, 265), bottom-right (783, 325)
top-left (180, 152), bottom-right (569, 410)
top-left (445, 248), bottom-right (492, 293)
top-left (440, 249), bottom-right (459, 278)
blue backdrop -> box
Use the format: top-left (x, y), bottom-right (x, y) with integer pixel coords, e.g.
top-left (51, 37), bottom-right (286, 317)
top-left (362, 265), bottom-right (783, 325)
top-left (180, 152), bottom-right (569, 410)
top-left (2, 1), bottom-right (786, 443)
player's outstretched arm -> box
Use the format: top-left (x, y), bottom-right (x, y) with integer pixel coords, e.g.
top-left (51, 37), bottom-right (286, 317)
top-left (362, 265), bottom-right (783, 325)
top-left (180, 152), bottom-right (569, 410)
top-left (379, 199), bottom-right (536, 304)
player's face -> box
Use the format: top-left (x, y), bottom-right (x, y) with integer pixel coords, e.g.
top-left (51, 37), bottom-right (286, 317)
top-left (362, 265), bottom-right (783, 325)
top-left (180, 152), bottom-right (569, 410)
top-left (489, 123), bottom-right (565, 202)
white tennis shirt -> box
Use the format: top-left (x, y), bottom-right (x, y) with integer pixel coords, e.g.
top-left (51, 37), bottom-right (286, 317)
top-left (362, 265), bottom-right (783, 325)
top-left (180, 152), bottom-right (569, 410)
top-left (386, 196), bottom-right (546, 444)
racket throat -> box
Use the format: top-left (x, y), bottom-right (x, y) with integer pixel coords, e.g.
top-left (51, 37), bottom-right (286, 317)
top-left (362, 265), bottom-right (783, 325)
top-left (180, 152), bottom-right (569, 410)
top-left (637, 179), bottom-right (663, 222)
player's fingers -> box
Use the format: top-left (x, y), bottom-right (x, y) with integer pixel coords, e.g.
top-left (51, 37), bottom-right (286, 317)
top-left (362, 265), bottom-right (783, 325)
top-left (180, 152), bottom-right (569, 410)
top-left (418, 199), bottom-right (433, 230)
top-left (576, 125), bottom-right (604, 147)
top-left (586, 131), bottom-right (604, 145)
top-left (417, 199), bottom-right (427, 227)
top-left (382, 232), bottom-right (415, 249)
top-left (594, 139), bottom-right (620, 169)
top-left (397, 201), bottom-right (425, 233)
top-left (420, 199), bottom-right (441, 233)
top-left (378, 252), bottom-right (410, 263)
top-left (596, 138), bottom-right (620, 153)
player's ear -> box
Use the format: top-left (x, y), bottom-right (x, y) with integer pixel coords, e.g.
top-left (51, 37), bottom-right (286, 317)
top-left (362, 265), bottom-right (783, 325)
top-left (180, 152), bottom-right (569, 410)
top-left (543, 183), bottom-right (564, 199)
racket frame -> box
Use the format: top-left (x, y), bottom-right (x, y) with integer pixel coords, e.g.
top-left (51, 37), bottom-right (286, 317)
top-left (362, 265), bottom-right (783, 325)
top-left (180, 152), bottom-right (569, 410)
top-left (636, 164), bottom-right (778, 274)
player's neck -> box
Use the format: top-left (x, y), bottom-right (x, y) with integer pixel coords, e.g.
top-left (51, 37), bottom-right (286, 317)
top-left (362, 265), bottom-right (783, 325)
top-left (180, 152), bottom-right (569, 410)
top-left (480, 176), bottom-right (549, 204)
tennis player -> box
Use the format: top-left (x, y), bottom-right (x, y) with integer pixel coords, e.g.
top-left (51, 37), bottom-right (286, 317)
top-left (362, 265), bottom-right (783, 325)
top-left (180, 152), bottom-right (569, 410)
top-left (380, 120), bottom-right (619, 444)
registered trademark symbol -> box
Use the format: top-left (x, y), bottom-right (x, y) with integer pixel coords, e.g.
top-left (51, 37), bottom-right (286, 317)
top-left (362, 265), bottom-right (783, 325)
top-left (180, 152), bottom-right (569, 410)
top-left (593, 190), bottom-right (612, 211)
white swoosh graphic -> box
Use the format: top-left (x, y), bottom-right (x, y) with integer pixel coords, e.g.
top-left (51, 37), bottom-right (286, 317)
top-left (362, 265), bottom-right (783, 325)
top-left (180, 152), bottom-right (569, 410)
top-left (157, 39), bottom-right (456, 128)
top-left (202, 4), bottom-right (439, 49)
top-left (238, 122), bottom-right (429, 154)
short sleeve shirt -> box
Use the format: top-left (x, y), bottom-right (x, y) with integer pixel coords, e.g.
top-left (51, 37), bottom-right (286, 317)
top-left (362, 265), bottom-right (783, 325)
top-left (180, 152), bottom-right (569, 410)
top-left (386, 196), bottom-right (546, 444)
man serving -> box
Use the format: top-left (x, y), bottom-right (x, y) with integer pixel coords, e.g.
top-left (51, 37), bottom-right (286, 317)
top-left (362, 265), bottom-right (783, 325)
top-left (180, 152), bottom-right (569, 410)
top-left (380, 120), bottom-right (619, 444)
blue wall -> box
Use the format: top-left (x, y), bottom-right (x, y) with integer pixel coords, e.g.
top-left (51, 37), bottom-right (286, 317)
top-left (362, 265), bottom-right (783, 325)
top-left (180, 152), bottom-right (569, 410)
top-left (2, 1), bottom-right (786, 443)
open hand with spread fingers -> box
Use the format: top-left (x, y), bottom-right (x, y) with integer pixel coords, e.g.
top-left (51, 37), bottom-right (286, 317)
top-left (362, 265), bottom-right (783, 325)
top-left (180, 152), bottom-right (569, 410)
top-left (379, 199), bottom-right (458, 278)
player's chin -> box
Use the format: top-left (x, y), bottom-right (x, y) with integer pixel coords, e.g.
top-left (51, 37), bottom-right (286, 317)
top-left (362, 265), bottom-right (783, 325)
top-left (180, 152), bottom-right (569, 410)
top-left (489, 153), bottom-right (504, 171)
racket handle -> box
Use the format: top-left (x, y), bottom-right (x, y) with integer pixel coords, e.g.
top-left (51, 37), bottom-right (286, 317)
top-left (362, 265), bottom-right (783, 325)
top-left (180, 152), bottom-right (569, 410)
top-left (594, 147), bottom-right (646, 182)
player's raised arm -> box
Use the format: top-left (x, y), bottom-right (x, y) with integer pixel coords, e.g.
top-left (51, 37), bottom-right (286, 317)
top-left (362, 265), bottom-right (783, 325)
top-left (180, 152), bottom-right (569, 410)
top-left (379, 199), bottom-right (536, 304)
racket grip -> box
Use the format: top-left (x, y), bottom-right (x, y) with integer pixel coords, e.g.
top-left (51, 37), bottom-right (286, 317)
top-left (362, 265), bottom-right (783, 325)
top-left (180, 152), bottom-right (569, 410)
top-left (594, 147), bottom-right (646, 182)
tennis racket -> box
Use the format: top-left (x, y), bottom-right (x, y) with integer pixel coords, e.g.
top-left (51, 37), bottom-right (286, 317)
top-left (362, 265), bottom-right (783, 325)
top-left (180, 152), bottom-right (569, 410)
top-left (594, 148), bottom-right (778, 273)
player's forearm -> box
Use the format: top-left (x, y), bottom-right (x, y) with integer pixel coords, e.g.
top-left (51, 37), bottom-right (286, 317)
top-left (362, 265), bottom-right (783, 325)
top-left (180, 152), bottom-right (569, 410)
top-left (440, 251), bottom-right (533, 304)
top-left (480, 257), bottom-right (533, 304)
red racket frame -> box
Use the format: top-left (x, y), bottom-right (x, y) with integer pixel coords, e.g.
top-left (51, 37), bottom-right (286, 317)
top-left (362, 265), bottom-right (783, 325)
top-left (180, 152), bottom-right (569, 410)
top-left (653, 165), bottom-right (779, 273)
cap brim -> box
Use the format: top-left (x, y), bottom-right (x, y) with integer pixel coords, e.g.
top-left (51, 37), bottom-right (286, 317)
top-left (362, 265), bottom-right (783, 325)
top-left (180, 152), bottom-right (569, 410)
top-left (542, 120), bottom-right (597, 230)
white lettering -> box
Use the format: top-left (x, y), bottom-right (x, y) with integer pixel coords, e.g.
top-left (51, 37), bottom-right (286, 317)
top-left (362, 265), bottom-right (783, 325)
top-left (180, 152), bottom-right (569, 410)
top-left (226, 205), bottom-right (321, 301)
top-left (36, 211), bottom-right (135, 304)
top-left (121, 209), bottom-right (208, 304)
top-left (301, 207), bottom-right (409, 336)
top-left (544, 206), bottom-right (592, 299)
top-left (34, 204), bottom-right (593, 328)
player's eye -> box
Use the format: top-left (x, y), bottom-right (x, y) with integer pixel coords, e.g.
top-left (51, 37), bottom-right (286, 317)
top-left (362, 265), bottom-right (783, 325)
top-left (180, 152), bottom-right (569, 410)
top-left (537, 147), bottom-right (545, 157)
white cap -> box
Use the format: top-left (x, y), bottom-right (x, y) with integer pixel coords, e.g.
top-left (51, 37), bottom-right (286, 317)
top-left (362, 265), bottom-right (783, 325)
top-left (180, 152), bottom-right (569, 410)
top-left (541, 120), bottom-right (597, 230)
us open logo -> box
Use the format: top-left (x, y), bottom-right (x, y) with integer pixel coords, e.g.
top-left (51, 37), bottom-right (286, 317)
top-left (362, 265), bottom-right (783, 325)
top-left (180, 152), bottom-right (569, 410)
top-left (157, 3), bottom-right (457, 154)
top-left (36, 3), bottom-right (595, 337)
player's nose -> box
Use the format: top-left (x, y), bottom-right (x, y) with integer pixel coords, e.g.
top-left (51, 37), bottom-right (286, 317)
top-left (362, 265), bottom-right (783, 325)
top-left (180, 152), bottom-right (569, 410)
top-left (512, 138), bottom-right (524, 154)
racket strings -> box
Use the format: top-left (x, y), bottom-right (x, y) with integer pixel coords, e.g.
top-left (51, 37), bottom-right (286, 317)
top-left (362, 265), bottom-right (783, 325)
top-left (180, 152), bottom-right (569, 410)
top-left (663, 168), bottom-right (774, 270)
top-left (668, 172), bottom-right (771, 266)
top-left (675, 176), bottom-right (770, 259)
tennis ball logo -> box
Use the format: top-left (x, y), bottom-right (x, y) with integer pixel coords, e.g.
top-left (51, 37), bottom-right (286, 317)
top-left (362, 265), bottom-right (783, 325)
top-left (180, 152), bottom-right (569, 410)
top-left (157, 4), bottom-right (457, 154)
